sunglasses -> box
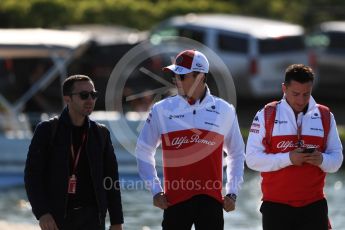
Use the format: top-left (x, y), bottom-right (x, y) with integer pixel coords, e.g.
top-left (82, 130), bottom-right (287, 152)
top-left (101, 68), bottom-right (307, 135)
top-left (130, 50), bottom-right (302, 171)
top-left (171, 74), bottom-right (187, 82)
top-left (70, 91), bottom-right (98, 100)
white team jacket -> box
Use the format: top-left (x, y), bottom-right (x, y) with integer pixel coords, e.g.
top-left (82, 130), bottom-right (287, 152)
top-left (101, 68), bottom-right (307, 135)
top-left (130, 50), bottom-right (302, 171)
top-left (136, 88), bottom-right (245, 204)
top-left (246, 96), bottom-right (343, 173)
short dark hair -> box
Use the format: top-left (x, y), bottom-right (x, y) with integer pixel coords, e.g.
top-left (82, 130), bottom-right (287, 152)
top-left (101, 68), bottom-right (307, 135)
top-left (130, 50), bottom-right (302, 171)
top-left (284, 64), bottom-right (314, 85)
top-left (62, 75), bottom-right (93, 96)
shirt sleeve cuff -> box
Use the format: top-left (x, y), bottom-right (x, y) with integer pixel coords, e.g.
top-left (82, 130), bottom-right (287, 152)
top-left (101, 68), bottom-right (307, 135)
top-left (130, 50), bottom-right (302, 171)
top-left (319, 153), bottom-right (330, 172)
top-left (277, 153), bottom-right (292, 168)
top-left (151, 180), bottom-right (163, 196)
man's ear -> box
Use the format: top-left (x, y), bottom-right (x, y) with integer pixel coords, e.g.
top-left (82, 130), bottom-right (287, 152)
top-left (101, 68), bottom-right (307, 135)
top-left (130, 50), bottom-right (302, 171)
top-left (282, 83), bottom-right (287, 94)
top-left (203, 73), bottom-right (207, 83)
top-left (63, 95), bottom-right (71, 105)
top-left (195, 72), bottom-right (205, 82)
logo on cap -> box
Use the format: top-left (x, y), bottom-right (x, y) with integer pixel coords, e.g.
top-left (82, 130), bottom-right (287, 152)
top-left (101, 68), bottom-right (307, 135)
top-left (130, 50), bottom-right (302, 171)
top-left (176, 56), bottom-right (184, 65)
top-left (174, 66), bottom-right (183, 72)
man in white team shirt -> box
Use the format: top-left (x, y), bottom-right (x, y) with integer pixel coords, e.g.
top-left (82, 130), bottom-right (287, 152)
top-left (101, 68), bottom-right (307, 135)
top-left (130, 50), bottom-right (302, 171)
top-left (136, 49), bottom-right (245, 230)
top-left (246, 64), bottom-right (343, 230)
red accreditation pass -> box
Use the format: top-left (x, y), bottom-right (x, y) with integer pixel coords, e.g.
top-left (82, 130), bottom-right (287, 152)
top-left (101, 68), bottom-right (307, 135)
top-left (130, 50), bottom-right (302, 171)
top-left (68, 174), bottom-right (77, 194)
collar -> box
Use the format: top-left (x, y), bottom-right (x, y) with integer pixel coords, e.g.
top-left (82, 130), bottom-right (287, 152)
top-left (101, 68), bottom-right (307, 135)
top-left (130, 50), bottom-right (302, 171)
top-left (59, 106), bottom-right (90, 128)
top-left (281, 95), bottom-right (317, 115)
top-left (199, 86), bottom-right (208, 103)
top-left (181, 86), bottom-right (211, 106)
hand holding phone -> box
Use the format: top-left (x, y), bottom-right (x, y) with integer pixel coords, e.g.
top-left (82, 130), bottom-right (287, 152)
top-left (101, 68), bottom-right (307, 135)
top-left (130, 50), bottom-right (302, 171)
top-left (303, 147), bottom-right (316, 153)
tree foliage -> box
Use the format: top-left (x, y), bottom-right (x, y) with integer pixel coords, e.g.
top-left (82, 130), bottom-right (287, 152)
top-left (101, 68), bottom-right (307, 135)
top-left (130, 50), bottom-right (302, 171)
top-left (0, 0), bottom-right (344, 30)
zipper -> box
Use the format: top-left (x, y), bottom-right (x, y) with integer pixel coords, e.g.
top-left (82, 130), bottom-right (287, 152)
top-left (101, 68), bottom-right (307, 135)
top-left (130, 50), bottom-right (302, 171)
top-left (85, 130), bottom-right (102, 225)
top-left (296, 112), bottom-right (304, 147)
top-left (63, 132), bottom-right (71, 219)
top-left (192, 105), bottom-right (196, 127)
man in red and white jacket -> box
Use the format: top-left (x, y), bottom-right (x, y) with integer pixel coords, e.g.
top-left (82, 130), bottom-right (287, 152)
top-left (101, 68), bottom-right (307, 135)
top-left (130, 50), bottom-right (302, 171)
top-left (246, 64), bottom-right (343, 230)
top-left (136, 50), bottom-right (245, 230)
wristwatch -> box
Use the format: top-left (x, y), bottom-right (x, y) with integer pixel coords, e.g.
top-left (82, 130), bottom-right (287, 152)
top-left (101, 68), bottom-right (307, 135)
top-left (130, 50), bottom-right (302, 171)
top-left (226, 193), bottom-right (237, 202)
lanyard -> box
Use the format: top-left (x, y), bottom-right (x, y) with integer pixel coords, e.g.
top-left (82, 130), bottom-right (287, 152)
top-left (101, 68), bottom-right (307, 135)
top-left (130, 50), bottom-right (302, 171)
top-left (296, 112), bottom-right (303, 147)
top-left (70, 132), bottom-right (87, 175)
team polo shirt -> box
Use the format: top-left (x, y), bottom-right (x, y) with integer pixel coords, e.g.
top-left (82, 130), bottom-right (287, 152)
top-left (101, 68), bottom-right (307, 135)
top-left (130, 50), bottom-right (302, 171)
top-left (246, 96), bottom-right (343, 207)
top-left (136, 88), bottom-right (245, 205)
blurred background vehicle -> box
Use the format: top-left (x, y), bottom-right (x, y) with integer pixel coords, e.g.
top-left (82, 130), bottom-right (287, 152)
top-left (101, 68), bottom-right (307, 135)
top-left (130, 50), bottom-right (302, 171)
top-left (0, 28), bottom-right (92, 129)
top-left (65, 25), bottom-right (148, 111)
top-left (0, 27), bottom-right (148, 178)
top-left (0, 29), bottom-right (92, 180)
top-left (150, 14), bottom-right (317, 99)
top-left (307, 21), bottom-right (345, 99)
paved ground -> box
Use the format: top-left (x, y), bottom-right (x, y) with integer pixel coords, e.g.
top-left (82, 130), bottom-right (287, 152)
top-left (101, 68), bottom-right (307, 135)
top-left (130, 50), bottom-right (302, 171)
top-left (0, 221), bottom-right (39, 230)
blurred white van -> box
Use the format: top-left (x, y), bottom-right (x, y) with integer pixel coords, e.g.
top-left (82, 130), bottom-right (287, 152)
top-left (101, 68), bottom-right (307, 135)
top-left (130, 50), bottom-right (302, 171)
top-left (150, 14), bottom-right (316, 98)
top-left (307, 21), bottom-right (345, 98)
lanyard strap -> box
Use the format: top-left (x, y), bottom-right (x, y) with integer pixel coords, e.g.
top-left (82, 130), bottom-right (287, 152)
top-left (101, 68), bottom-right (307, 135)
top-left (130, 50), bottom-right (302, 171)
top-left (297, 124), bottom-right (302, 147)
top-left (296, 113), bottom-right (303, 147)
top-left (70, 132), bottom-right (87, 174)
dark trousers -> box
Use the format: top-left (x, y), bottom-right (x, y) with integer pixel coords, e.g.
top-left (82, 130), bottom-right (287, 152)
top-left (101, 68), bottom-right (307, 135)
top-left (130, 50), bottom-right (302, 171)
top-left (62, 206), bottom-right (105, 230)
top-left (162, 194), bottom-right (224, 230)
top-left (260, 199), bottom-right (329, 230)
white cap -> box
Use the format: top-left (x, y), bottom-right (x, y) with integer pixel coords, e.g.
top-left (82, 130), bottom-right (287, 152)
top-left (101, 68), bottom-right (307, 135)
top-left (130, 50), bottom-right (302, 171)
top-left (163, 49), bottom-right (209, 74)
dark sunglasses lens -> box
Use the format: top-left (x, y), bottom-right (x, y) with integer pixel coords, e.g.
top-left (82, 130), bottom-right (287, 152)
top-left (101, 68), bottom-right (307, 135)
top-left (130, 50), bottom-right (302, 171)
top-left (90, 91), bottom-right (98, 99)
top-left (79, 92), bottom-right (90, 100)
top-left (78, 91), bottom-right (98, 100)
top-left (171, 74), bottom-right (185, 82)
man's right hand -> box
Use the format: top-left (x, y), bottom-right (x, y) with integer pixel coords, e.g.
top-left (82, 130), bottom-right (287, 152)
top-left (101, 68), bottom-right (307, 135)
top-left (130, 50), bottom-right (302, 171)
top-left (39, 213), bottom-right (59, 230)
top-left (153, 192), bottom-right (170, 209)
top-left (289, 148), bottom-right (308, 166)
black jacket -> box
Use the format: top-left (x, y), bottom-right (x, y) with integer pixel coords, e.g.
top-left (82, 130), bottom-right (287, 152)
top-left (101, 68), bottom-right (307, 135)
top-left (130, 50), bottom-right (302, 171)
top-left (24, 108), bottom-right (124, 227)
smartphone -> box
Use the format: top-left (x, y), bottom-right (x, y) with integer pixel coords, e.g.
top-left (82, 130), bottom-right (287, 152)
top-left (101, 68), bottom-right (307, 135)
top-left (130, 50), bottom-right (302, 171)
top-left (303, 147), bottom-right (316, 153)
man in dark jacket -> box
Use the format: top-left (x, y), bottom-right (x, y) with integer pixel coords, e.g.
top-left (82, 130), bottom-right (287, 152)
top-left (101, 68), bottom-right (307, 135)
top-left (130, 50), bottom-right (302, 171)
top-left (24, 75), bottom-right (123, 230)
